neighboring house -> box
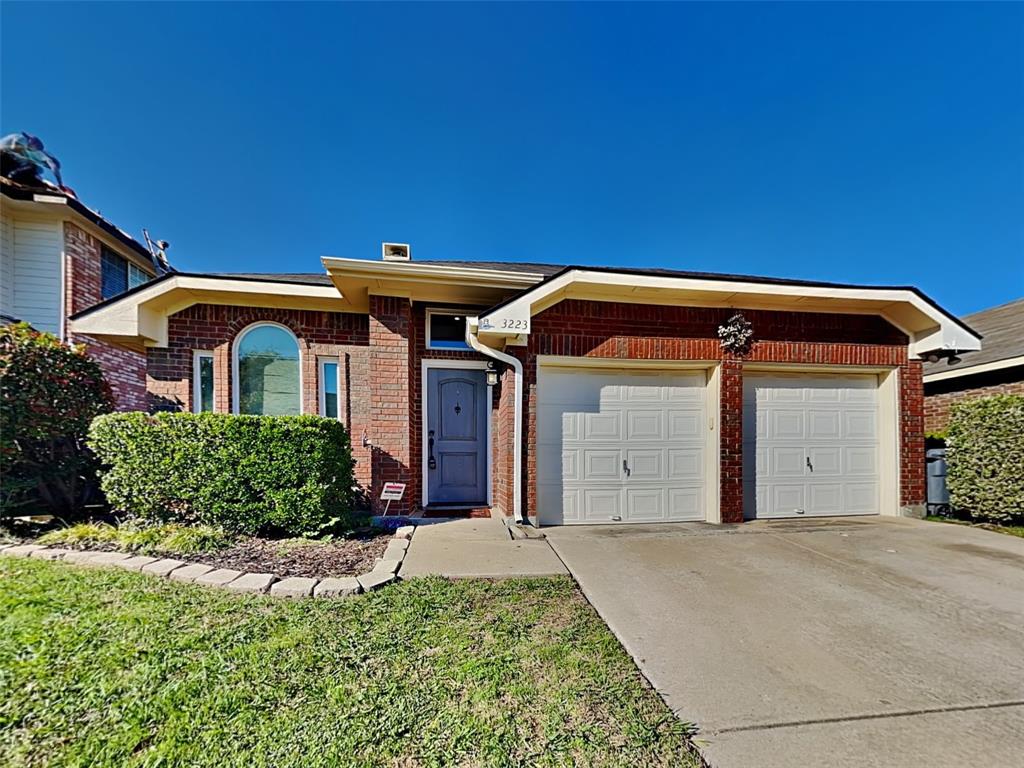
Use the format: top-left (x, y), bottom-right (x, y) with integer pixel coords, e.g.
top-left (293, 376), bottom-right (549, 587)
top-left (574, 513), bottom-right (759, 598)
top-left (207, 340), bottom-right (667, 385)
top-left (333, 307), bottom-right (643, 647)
top-left (69, 249), bottom-right (979, 524)
top-left (0, 177), bottom-right (167, 410)
top-left (923, 297), bottom-right (1024, 433)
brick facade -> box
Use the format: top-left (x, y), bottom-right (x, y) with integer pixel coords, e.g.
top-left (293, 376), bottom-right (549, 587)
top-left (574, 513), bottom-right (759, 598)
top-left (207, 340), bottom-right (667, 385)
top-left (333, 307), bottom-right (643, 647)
top-left (147, 304), bottom-right (372, 488)
top-left (924, 375), bottom-right (1024, 433)
top-left (143, 294), bottom-right (927, 521)
top-left (63, 221), bottom-right (149, 411)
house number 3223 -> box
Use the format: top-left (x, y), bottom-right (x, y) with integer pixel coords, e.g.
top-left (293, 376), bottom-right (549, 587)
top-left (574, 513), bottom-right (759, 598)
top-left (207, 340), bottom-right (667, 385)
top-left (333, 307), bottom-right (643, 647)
top-left (500, 318), bottom-right (530, 331)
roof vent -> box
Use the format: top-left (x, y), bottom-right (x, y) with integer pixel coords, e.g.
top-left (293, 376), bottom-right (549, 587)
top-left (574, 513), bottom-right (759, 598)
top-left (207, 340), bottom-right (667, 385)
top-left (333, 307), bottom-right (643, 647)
top-left (382, 242), bottom-right (411, 262)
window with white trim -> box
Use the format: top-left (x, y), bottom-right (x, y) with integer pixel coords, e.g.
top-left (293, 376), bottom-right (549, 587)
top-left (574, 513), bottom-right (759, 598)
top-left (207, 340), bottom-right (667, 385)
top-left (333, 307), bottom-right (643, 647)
top-left (319, 357), bottom-right (340, 419)
top-left (193, 351), bottom-right (214, 413)
top-left (426, 309), bottom-right (470, 350)
top-left (233, 323), bottom-right (301, 415)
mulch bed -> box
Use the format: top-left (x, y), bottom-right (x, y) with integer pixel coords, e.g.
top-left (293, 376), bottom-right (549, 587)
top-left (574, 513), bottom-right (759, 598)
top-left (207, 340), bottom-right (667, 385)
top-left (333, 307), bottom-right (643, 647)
top-left (190, 532), bottom-right (391, 578)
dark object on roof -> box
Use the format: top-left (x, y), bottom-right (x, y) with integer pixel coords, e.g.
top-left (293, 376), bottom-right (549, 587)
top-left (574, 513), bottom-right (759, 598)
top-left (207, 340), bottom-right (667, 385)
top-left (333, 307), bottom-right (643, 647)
top-left (1, 132), bottom-right (63, 189)
top-left (924, 297), bottom-right (1024, 376)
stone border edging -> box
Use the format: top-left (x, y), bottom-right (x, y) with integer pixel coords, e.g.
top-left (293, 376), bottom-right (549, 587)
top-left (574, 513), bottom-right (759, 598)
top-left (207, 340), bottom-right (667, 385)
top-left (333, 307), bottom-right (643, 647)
top-left (0, 525), bottom-right (415, 599)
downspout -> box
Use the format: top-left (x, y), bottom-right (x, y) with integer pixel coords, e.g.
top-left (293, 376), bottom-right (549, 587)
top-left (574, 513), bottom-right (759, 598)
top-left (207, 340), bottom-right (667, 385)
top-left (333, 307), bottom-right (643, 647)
top-left (466, 317), bottom-right (525, 524)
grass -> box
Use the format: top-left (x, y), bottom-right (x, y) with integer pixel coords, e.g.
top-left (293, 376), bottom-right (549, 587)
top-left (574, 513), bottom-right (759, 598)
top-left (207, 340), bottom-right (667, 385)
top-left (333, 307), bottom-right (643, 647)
top-left (0, 558), bottom-right (700, 768)
top-left (924, 515), bottom-right (1024, 538)
top-left (38, 521), bottom-right (232, 555)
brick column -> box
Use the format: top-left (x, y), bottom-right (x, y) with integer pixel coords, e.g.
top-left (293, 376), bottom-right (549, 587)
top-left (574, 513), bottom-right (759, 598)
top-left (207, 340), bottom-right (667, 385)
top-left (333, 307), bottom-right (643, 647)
top-left (900, 360), bottom-right (925, 513)
top-left (368, 295), bottom-right (413, 514)
top-left (719, 359), bottom-right (745, 523)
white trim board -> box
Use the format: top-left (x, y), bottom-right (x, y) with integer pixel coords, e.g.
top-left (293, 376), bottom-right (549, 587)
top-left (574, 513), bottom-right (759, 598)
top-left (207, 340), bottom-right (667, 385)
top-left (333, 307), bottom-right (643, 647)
top-left (420, 359), bottom-right (493, 509)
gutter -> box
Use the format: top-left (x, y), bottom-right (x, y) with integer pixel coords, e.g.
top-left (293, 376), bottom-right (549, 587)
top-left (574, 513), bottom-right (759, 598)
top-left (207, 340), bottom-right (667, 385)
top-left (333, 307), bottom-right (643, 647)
top-left (466, 317), bottom-right (525, 524)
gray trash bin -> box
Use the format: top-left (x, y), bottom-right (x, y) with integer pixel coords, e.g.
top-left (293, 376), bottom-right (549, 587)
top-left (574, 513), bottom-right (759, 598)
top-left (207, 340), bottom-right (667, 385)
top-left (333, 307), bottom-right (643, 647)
top-left (926, 448), bottom-right (949, 513)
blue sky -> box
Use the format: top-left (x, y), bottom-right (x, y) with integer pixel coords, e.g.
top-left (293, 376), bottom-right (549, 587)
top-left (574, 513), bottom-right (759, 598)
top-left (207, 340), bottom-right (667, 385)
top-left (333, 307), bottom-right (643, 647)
top-left (3, 2), bottom-right (1021, 316)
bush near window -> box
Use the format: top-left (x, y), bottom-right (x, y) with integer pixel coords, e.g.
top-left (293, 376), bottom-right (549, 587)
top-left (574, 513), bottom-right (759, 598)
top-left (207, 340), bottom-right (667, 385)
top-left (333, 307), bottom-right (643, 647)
top-left (0, 323), bottom-right (114, 518)
top-left (946, 394), bottom-right (1024, 525)
top-left (88, 412), bottom-right (356, 536)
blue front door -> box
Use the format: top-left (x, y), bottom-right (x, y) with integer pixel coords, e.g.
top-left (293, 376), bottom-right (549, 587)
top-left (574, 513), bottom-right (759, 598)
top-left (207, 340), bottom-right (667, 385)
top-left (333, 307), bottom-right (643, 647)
top-left (426, 368), bottom-right (488, 506)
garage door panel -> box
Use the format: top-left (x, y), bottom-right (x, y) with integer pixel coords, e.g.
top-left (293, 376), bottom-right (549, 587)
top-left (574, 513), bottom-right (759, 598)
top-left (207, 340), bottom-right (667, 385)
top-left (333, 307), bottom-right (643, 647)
top-left (844, 411), bottom-right (877, 439)
top-left (808, 410), bottom-right (841, 439)
top-left (584, 450), bottom-right (621, 480)
top-left (806, 446), bottom-right (842, 475)
top-left (626, 488), bottom-right (665, 520)
top-left (668, 448), bottom-right (702, 480)
top-left (626, 449), bottom-right (663, 480)
top-left (846, 483), bottom-right (879, 513)
top-left (538, 367), bottom-right (708, 525)
top-left (771, 410), bottom-right (805, 439)
top-left (846, 446), bottom-right (877, 475)
top-left (668, 409), bottom-right (703, 440)
top-left (668, 487), bottom-right (703, 520)
top-left (582, 488), bottom-right (623, 521)
top-left (772, 447), bottom-right (806, 476)
top-left (744, 374), bottom-right (880, 520)
top-left (626, 411), bottom-right (665, 440)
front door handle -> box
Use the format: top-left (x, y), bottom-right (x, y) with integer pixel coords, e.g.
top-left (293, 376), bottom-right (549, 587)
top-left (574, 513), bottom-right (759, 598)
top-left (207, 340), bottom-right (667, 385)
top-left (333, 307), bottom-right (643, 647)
top-left (806, 456), bottom-right (813, 472)
top-left (623, 459), bottom-right (630, 477)
top-left (428, 430), bottom-right (436, 471)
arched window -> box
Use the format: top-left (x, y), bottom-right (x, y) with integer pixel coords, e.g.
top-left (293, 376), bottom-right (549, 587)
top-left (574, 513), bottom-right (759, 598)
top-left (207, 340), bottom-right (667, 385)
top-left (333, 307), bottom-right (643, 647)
top-left (232, 323), bottom-right (301, 415)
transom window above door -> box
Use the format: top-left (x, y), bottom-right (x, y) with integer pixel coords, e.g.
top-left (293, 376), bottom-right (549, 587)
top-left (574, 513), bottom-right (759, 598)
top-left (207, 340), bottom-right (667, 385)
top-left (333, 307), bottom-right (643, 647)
top-left (426, 309), bottom-right (470, 350)
top-left (233, 323), bottom-right (301, 416)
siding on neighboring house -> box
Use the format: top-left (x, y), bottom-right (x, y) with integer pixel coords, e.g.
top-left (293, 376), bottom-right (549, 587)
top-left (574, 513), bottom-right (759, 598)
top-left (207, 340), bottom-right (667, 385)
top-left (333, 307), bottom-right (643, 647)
top-left (0, 211), bottom-right (14, 313)
top-left (4, 216), bottom-right (63, 335)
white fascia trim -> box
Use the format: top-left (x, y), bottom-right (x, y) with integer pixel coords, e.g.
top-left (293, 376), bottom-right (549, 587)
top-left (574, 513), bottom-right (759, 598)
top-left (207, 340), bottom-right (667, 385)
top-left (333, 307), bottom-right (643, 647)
top-left (923, 355), bottom-right (1024, 383)
top-left (321, 256), bottom-right (545, 286)
top-left (479, 269), bottom-right (981, 355)
top-left (69, 274), bottom-right (343, 345)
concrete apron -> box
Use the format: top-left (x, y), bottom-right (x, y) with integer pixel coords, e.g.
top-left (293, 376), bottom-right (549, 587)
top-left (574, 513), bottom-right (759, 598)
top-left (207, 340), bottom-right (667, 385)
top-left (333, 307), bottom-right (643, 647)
top-left (545, 517), bottom-right (1024, 768)
top-left (399, 516), bottom-right (568, 579)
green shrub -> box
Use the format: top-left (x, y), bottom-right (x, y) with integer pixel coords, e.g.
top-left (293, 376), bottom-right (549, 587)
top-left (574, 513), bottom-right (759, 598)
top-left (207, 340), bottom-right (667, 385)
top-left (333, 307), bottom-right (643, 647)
top-left (88, 412), bottom-right (355, 536)
top-left (0, 323), bottom-right (114, 517)
top-left (946, 394), bottom-right (1024, 524)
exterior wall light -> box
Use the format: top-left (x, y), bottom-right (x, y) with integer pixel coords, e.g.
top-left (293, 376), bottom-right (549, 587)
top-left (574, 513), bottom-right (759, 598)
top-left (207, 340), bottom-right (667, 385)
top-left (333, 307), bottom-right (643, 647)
top-left (485, 362), bottom-right (500, 387)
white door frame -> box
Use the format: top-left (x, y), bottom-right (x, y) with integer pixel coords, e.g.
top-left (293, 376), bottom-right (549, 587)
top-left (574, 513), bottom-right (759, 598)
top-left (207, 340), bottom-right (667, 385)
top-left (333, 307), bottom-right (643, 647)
top-left (420, 359), bottom-right (493, 508)
top-left (741, 363), bottom-right (901, 518)
top-left (535, 356), bottom-right (721, 525)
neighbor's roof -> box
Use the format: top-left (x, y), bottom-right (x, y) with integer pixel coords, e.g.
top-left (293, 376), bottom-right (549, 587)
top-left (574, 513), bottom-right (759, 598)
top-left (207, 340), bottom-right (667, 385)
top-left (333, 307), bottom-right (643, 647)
top-left (0, 176), bottom-right (160, 266)
top-left (923, 297), bottom-right (1024, 380)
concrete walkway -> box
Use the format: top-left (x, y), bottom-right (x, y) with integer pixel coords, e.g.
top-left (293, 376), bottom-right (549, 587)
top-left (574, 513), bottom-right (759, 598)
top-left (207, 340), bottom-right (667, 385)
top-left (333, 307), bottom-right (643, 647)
top-left (546, 517), bottom-right (1024, 768)
top-left (399, 517), bottom-right (567, 578)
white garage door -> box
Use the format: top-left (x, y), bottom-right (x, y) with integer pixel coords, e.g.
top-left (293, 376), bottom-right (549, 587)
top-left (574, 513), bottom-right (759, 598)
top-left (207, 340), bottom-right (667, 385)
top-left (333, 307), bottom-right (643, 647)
top-left (743, 374), bottom-right (880, 519)
top-left (537, 367), bottom-right (707, 525)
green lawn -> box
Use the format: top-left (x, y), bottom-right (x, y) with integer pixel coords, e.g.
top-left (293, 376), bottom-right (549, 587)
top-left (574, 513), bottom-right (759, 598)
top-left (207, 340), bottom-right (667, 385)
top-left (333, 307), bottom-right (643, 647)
top-left (0, 558), bottom-right (700, 768)
top-left (924, 515), bottom-right (1024, 538)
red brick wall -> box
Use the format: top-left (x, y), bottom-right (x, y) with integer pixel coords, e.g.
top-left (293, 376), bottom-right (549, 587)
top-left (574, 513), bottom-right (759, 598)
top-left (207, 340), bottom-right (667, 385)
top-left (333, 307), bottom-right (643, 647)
top-left (925, 378), bottom-right (1024, 433)
top-left (148, 303), bottom-right (372, 488)
top-left (521, 300), bottom-right (922, 522)
top-left (63, 222), bottom-right (149, 411)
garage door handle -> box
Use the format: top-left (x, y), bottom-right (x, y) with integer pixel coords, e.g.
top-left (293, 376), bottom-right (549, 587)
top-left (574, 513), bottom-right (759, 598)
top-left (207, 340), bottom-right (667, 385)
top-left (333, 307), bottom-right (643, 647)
top-left (623, 459), bottom-right (631, 477)
top-left (806, 456), bottom-right (813, 472)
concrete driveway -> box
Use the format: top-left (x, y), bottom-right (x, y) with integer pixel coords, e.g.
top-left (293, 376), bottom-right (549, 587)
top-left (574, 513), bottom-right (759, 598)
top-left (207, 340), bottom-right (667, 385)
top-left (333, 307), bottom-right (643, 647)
top-left (545, 518), bottom-right (1024, 768)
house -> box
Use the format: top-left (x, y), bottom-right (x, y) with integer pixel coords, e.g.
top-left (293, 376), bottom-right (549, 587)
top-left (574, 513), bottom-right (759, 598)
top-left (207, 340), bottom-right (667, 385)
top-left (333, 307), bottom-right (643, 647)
top-left (1, 177), bottom-right (169, 409)
top-left (923, 297), bottom-right (1023, 433)
top-left (68, 247), bottom-right (980, 525)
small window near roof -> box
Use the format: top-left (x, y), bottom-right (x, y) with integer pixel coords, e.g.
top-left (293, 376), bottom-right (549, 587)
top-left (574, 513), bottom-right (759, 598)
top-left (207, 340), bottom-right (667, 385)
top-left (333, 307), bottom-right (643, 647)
top-left (426, 310), bottom-right (469, 350)
top-left (101, 247), bottom-right (151, 299)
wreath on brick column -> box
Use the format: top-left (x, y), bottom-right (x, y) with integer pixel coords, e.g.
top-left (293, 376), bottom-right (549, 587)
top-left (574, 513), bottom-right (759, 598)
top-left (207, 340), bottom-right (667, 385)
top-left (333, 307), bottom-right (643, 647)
top-left (717, 312), bottom-right (754, 355)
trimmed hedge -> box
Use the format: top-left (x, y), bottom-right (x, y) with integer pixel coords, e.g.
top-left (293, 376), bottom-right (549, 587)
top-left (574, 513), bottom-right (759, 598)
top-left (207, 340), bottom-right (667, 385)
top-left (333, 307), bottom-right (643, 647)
top-left (88, 412), bottom-right (356, 536)
top-left (0, 323), bottom-right (114, 517)
top-left (946, 394), bottom-right (1024, 524)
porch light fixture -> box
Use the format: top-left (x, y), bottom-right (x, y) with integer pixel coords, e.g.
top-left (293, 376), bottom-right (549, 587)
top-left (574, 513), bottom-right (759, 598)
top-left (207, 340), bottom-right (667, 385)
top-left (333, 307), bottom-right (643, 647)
top-left (485, 362), bottom-right (500, 387)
